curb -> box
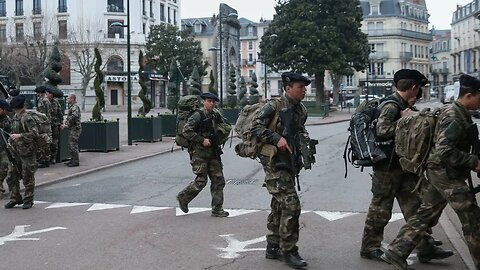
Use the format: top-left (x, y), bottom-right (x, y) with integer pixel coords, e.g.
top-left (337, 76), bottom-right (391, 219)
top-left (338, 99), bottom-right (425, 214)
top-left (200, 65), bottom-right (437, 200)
top-left (306, 118), bottom-right (350, 126)
top-left (439, 211), bottom-right (475, 269)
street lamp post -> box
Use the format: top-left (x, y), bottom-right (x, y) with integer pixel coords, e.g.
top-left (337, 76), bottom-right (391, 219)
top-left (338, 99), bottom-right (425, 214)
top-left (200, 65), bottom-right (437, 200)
top-left (110, 0), bottom-right (132, 145)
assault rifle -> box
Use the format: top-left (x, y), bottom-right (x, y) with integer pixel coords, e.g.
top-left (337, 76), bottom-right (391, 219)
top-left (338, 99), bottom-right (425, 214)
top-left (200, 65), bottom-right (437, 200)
top-left (299, 135), bottom-right (318, 170)
top-left (467, 123), bottom-right (480, 197)
top-left (0, 127), bottom-right (20, 173)
top-left (279, 109), bottom-right (302, 190)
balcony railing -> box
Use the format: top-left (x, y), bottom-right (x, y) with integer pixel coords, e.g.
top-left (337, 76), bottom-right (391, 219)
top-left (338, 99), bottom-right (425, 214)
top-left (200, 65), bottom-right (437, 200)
top-left (431, 68), bottom-right (449, 74)
top-left (32, 8), bottom-right (42, 15)
top-left (241, 59), bottom-right (256, 66)
top-left (15, 9), bottom-right (24, 16)
top-left (107, 5), bottom-right (124, 12)
top-left (400, 51), bottom-right (413, 61)
top-left (58, 5), bottom-right (67, 13)
top-left (367, 29), bottom-right (433, 41)
top-left (369, 51), bottom-right (390, 61)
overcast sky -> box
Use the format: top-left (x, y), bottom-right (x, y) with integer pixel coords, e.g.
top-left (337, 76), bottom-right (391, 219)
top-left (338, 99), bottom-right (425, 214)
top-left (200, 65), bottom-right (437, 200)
top-left (181, 0), bottom-right (473, 30)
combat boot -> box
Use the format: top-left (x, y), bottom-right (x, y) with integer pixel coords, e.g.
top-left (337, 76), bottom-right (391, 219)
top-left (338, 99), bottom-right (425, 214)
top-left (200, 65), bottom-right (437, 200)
top-left (211, 209), bottom-right (229, 217)
top-left (417, 245), bottom-right (453, 263)
top-left (360, 249), bottom-right (384, 261)
top-left (67, 162), bottom-right (79, 167)
top-left (283, 250), bottom-right (308, 269)
top-left (4, 200), bottom-right (23, 209)
top-left (0, 182), bottom-right (5, 193)
top-left (22, 201), bottom-right (34, 209)
top-left (176, 194), bottom-right (188, 213)
top-left (381, 249), bottom-right (409, 270)
top-left (265, 243), bottom-right (282, 260)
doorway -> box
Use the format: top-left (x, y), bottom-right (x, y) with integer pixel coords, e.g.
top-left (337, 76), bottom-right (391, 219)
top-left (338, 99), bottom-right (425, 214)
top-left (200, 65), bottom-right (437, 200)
top-left (111, 89), bottom-right (118, 105)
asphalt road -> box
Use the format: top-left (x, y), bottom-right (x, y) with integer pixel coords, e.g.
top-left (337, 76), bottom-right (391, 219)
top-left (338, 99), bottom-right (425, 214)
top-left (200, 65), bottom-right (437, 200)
top-left (0, 120), bottom-right (469, 270)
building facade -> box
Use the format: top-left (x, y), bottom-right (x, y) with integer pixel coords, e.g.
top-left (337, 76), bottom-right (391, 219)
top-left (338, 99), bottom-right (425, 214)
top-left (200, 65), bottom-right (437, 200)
top-left (0, 0), bottom-right (180, 110)
top-left (430, 29), bottom-right (452, 95)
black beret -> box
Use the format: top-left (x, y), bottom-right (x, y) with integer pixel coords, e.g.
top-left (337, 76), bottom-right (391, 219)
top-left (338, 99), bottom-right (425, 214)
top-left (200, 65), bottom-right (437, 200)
top-left (10, 95), bottom-right (26, 109)
top-left (459, 74), bottom-right (480, 91)
top-left (45, 86), bottom-right (55, 93)
top-left (281, 72), bottom-right (311, 86)
top-left (34, 85), bottom-right (48, 93)
top-left (8, 89), bottom-right (20, 97)
top-left (200, 92), bottom-right (219, 102)
top-left (0, 99), bottom-right (9, 110)
top-left (394, 69), bottom-right (429, 86)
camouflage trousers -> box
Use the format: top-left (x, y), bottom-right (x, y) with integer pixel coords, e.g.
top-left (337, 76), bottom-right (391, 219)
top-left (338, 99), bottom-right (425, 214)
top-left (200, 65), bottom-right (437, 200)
top-left (0, 150), bottom-right (8, 189)
top-left (36, 134), bottom-right (52, 164)
top-left (361, 161), bottom-right (434, 254)
top-left (69, 128), bottom-right (81, 163)
top-left (6, 154), bottom-right (36, 204)
top-left (261, 156), bottom-right (301, 253)
top-left (389, 167), bottom-right (480, 269)
top-left (177, 154), bottom-right (226, 211)
top-left (50, 125), bottom-right (60, 163)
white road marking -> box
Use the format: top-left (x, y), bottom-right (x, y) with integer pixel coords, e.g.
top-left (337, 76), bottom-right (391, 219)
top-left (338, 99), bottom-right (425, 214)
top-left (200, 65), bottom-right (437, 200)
top-left (176, 207), bottom-right (210, 216)
top-left (216, 234), bottom-right (266, 259)
top-left (130, 206), bottom-right (172, 214)
top-left (314, 211), bottom-right (358, 221)
top-left (45, 202), bottom-right (90, 209)
top-left (225, 209), bottom-right (261, 218)
top-left (87, 203), bottom-right (131, 211)
top-left (389, 213), bottom-right (404, 223)
top-left (0, 225), bottom-right (67, 246)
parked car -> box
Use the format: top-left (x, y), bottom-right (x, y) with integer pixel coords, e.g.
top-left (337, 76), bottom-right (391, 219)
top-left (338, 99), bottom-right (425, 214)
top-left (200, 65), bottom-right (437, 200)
top-left (346, 95), bottom-right (383, 107)
top-left (441, 82), bottom-right (460, 104)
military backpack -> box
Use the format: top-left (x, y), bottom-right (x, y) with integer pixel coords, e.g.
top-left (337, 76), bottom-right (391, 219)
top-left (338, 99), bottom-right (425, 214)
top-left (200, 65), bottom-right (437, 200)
top-left (22, 110), bottom-right (52, 147)
top-left (395, 107), bottom-right (440, 175)
top-left (175, 95), bottom-right (203, 147)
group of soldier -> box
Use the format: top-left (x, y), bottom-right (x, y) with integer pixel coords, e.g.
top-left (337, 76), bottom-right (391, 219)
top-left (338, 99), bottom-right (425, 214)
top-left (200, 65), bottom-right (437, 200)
top-left (0, 87), bottom-right (81, 210)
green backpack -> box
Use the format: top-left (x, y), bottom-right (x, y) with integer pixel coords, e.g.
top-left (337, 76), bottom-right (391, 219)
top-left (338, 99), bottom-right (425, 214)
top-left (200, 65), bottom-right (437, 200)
top-left (395, 107), bottom-right (440, 175)
top-left (175, 95), bottom-right (202, 147)
top-left (22, 110), bottom-right (52, 147)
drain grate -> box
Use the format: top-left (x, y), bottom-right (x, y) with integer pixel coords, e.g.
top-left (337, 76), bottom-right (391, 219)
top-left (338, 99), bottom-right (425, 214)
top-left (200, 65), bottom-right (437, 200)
top-left (226, 179), bottom-right (259, 185)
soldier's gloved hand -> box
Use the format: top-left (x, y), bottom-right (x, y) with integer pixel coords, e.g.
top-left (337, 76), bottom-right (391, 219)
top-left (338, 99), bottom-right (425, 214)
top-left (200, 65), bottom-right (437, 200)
top-left (202, 138), bottom-right (211, 148)
top-left (277, 137), bottom-right (292, 153)
top-left (10, 133), bottom-right (21, 140)
top-left (400, 108), bottom-right (412, 117)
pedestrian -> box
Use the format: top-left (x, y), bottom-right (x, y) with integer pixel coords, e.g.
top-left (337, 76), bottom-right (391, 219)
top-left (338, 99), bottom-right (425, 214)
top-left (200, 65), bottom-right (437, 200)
top-left (251, 72), bottom-right (311, 269)
top-left (61, 94), bottom-right (81, 167)
top-left (360, 69), bottom-right (452, 262)
top-left (46, 87), bottom-right (63, 164)
top-left (176, 92), bottom-right (230, 218)
top-left (5, 95), bottom-right (38, 209)
top-left (34, 85), bottom-right (52, 168)
top-left (382, 74), bottom-right (480, 270)
top-left (0, 99), bottom-right (11, 193)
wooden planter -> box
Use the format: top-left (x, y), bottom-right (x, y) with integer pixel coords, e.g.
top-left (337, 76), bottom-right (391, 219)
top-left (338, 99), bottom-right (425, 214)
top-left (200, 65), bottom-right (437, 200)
top-left (221, 108), bottom-right (240, 124)
top-left (79, 120), bottom-right (120, 152)
top-left (131, 116), bottom-right (162, 142)
top-left (159, 114), bottom-right (176, 137)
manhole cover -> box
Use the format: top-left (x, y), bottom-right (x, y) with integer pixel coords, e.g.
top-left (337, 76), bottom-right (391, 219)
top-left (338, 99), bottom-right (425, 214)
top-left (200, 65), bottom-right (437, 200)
top-left (226, 179), bottom-right (259, 185)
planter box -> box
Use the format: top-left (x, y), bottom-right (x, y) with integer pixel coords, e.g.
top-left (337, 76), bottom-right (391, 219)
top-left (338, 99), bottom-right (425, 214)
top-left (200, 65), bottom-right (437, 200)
top-left (221, 108), bottom-right (240, 124)
top-left (131, 116), bottom-right (162, 142)
top-left (57, 127), bottom-right (71, 162)
top-left (79, 120), bottom-right (120, 152)
top-left (159, 114), bottom-right (176, 137)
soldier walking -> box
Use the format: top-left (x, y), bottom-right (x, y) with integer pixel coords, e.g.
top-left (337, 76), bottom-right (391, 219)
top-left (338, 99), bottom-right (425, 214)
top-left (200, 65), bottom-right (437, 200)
top-left (382, 74), bottom-right (480, 270)
top-left (34, 86), bottom-right (52, 168)
top-left (46, 88), bottom-right (63, 164)
top-left (61, 94), bottom-right (81, 167)
top-left (176, 92), bottom-right (230, 218)
top-left (360, 69), bottom-right (452, 262)
top-left (5, 95), bottom-right (38, 209)
top-left (251, 72), bottom-right (311, 269)
top-left (0, 99), bottom-right (11, 193)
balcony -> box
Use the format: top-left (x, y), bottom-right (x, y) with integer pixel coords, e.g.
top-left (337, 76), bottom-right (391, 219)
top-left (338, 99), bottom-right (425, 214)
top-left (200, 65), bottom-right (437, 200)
top-left (32, 8), bottom-right (42, 15)
top-left (107, 5), bottom-right (124, 13)
top-left (241, 59), bottom-right (256, 66)
top-left (369, 51), bottom-right (389, 61)
top-left (367, 29), bottom-right (433, 41)
top-left (431, 68), bottom-right (449, 75)
top-left (400, 51), bottom-right (413, 62)
top-left (58, 5), bottom-right (68, 13)
top-left (15, 9), bottom-right (24, 16)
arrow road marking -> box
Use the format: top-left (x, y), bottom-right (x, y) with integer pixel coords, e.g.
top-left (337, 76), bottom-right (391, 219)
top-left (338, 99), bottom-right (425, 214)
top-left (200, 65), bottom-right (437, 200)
top-left (0, 225), bottom-right (67, 246)
top-left (216, 234), bottom-right (266, 259)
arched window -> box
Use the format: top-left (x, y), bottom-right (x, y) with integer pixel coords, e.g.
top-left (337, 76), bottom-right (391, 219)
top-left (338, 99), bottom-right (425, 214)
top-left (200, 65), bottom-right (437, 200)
top-left (107, 55), bottom-right (124, 73)
top-left (59, 54), bottom-right (71, 85)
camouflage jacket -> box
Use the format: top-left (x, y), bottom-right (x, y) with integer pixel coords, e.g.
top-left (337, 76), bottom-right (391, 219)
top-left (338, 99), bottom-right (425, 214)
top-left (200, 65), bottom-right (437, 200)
top-left (0, 114), bottom-right (11, 150)
top-left (251, 95), bottom-right (309, 171)
top-left (37, 96), bottom-right (51, 119)
top-left (66, 103), bottom-right (81, 130)
top-left (183, 108), bottom-right (224, 159)
top-left (49, 98), bottom-right (63, 127)
top-left (427, 101), bottom-right (478, 179)
top-left (375, 92), bottom-right (408, 140)
top-left (9, 109), bottom-right (39, 156)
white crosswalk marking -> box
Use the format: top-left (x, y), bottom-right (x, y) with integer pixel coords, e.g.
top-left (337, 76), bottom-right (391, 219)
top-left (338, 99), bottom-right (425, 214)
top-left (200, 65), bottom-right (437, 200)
top-left (130, 206), bottom-right (172, 214)
top-left (314, 211), bottom-right (358, 221)
top-left (45, 202), bottom-right (90, 209)
top-left (224, 209), bottom-right (261, 218)
top-left (176, 207), bottom-right (210, 216)
top-left (389, 213), bottom-right (404, 223)
top-left (87, 203), bottom-right (131, 211)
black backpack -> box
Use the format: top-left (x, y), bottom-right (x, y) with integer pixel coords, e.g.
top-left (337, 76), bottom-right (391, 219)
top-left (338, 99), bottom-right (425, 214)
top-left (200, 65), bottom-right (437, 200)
top-left (343, 96), bottom-right (401, 177)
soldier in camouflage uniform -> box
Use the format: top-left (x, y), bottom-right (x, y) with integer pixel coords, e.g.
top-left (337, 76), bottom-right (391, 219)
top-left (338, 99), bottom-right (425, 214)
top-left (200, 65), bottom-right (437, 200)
top-left (5, 95), bottom-right (38, 209)
top-left (251, 72), bottom-right (311, 269)
top-left (61, 94), bottom-right (81, 167)
top-left (34, 86), bottom-right (52, 168)
top-left (382, 74), bottom-right (480, 270)
top-left (0, 100), bottom-right (12, 193)
top-left (176, 92), bottom-right (229, 218)
top-left (46, 88), bottom-right (63, 164)
top-left (360, 69), bottom-right (452, 262)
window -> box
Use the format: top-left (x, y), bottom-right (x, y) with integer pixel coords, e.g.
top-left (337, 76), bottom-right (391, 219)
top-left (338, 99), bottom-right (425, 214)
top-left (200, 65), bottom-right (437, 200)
top-left (173, 9), bottom-right (177, 25)
top-left (33, 0), bottom-right (41, 14)
top-left (248, 70), bottom-right (253, 77)
top-left (59, 55), bottom-right (71, 85)
top-left (58, 20), bottom-right (67, 39)
top-left (160, 4), bottom-right (165, 21)
top-left (142, 0), bottom-right (146, 15)
top-left (107, 55), bottom-right (124, 73)
top-left (168, 7), bottom-right (171, 23)
top-left (15, 0), bottom-right (23, 16)
top-left (142, 23), bottom-right (146, 34)
top-left (149, 0), bottom-right (153, 17)
top-left (346, 75), bottom-right (353, 86)
top-left (33, 22), bottom-right (42, 39)
top-left (108, 19), bottom-right (124, 39)
top-left (248, 41), bottom-right (253, 50)
top-left (371, 5), bottom-right (379, 15)
top-left (15, 23), bottom-right (24, 41)
top-left (248, 26), bottom-right (253, 35)
top-left (58, 0), bottom-right (67, 12)
top-left (248, 53), bottom-right (253, 62)
top-left (377, 63), bottom-right (384, 76)
top-left (194, 23), bottom-right (201, 33)
top-left (368, 63), bottom-right (374, 76)
top-left (107, 0), bottom-right (124, 12)
top-left (0, 0), bottom-right (5, 17)
top-left (0, 25), bottom-right (6, 42)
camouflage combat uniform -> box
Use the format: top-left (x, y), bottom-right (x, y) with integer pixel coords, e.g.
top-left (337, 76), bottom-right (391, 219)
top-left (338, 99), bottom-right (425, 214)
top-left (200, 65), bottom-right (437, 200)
top-left (386, 101), bottom-right (480, 269)
top-left (36, 95), bottom-right (51, 165)
top-left (360, 92), bottom-right (436, 255)
top-left (49, 98), bottom-right (63, 163)
top-left (251, 95), bottom-right (309, 253)
top-left (177, 108), bottom-right (227, 213)
top-left (0, 113), bottom-right (11, 192)
top-left (7, 108), bottom-right (38, 204)
top-left (66, 101), bottom-right (81, 165)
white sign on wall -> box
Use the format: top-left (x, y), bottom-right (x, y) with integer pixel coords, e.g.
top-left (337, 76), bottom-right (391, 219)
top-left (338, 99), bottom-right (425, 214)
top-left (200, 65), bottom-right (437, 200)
top-left (105, 75), bottom-right (139, 82)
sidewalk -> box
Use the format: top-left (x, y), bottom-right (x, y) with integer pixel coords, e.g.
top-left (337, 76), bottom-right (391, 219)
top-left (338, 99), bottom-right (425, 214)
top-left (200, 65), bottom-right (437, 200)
top-left (33, 108), bottom-right (352, 188)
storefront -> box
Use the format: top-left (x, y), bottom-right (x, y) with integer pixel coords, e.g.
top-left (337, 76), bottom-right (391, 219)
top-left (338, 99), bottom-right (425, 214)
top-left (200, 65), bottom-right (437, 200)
top-left (358, 79), bottom-right (394, 97)
top-left (105, 74), bottom-right (139, 106)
